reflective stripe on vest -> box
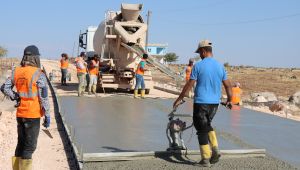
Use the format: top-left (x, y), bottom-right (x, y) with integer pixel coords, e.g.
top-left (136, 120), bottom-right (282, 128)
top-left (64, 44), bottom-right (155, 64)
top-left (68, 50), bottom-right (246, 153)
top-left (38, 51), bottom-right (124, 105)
top-left (14, 66), bottom-right (42, 118)
top-left (76, 58), bottom-right (86, 73)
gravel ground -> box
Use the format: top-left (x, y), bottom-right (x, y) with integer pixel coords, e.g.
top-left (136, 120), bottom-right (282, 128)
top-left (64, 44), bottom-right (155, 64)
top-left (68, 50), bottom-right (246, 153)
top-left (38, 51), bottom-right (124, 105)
top-left (83, 155), bottom-right (297, 170)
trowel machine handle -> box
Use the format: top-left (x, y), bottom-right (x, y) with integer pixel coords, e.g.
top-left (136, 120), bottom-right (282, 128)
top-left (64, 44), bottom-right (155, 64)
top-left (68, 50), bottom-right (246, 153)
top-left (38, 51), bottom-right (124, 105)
top-left (168, 100), bottom-right (185, 120)
top-left (221, 102), bottom-right (232, 110)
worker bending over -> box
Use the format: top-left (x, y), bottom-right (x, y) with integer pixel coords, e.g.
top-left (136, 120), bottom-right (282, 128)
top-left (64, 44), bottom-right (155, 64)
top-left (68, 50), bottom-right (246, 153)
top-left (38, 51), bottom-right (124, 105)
top-left (134, 54), bottom-right (148, 99)
top-left (1, 45), bottom-right (51, 170)
top-left (232, 82), bottom-right (242, 105)
top-left (60, 53), bottom-right (69, 86)
top-left (173, 40), bottom-right (232, 167)
top-left (88, 54), bottom-right (100, 95)
top-left (75, 52), bottom-right (87, 97)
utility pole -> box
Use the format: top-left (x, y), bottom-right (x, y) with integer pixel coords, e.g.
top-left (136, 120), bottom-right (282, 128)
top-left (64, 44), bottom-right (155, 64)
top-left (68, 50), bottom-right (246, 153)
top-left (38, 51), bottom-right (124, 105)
top-left (145, 10), bottom-right (152, 53)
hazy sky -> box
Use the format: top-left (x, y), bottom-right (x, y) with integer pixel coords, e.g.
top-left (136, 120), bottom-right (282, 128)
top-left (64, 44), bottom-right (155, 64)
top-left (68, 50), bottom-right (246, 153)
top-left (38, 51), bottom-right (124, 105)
top-left (1, 0), bottom-right (299, 67)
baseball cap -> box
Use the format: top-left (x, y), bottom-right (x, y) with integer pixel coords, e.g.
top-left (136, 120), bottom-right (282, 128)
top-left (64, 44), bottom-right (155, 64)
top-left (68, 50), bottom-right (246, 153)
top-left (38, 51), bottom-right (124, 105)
top-left (195, 40), bottom-right (212, 53)
top-left (24, 45), bottom-right (40, 56)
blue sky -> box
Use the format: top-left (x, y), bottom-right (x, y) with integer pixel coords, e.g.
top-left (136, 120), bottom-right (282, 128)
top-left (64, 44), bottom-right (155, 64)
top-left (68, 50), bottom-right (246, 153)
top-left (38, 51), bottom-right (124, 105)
top-left (1, 0), bottom-right (299, 67)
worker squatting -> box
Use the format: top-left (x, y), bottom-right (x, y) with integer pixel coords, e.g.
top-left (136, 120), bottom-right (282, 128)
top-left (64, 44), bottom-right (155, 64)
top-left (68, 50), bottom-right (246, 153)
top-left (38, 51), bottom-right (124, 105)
top-left (1, 40), bottom-right (242, 169)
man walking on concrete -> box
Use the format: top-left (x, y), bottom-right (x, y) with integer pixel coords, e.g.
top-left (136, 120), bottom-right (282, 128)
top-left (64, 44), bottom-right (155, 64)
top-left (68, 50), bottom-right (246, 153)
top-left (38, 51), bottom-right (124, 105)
top-left (60, 53), bottom-right (69, 86)
top-left (173, 40), bottom-right (232, 167)
top-left (134, 53), bottom-right (148, 99)
top-left (1, 45), bottom-right (51, 170)
top-left (75, 52), bottom-right (87, 97)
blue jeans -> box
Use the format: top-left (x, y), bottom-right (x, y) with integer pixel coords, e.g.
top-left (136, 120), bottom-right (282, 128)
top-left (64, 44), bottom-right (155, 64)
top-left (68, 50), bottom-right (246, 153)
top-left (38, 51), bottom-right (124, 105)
top-left (135, 74), bottom-right (145, 90)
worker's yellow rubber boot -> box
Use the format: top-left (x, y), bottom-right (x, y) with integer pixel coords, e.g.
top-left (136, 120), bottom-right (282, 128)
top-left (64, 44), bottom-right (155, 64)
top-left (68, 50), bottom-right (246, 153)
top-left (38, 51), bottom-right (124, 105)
top-left (20, 159), bottom-right (32, 170)
top-left (208, 130), bottom-right (221, 164)
top-left (134, 90), bottom-right (138, 98)
top-left (12, 156), bottom-right (20, 170)
top-left (92, 85), bottom-right (97, 94)
top-left (141, 90), bottom-right (145, 99)
top-left (200, 144), bottom-right (211, 159)
top-left (198, 144), bottom-right (211, 167)
top-left (208, 130), bottom-right (218, 148)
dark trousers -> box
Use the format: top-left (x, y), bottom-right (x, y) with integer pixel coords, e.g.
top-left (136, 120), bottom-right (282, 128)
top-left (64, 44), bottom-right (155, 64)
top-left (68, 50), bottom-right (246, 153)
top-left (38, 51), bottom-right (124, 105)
top-left (193, 103), bottom-right (219, 145)
top-left (15, 118), bottom-right (40, 159)
top-left (61, 69), bottom-right (68, 85)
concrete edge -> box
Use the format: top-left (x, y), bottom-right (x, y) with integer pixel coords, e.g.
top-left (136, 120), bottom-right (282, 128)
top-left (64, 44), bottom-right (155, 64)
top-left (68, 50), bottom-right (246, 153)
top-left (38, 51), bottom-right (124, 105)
top-left (43, 66), bottom-right (82, 170)
top-left (82, 149), bottom-right (266, 162)
top-left (154, 86), bottom-right (181, 95)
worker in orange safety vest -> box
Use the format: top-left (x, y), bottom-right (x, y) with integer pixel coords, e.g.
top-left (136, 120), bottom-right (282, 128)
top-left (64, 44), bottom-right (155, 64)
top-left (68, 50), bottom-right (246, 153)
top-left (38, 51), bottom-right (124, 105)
top-left (1, 45), bottom-right (51, 170)
top-left (88, 54), bottom-right (100, 95)
top-left (60, 53), bottom-right (69, 86)
top-left (75, 52), bottom-right (87, 97)
top-left (186, 59), bottom-right (194, 82)
top-left (232, 82), bottom-right (242, 105)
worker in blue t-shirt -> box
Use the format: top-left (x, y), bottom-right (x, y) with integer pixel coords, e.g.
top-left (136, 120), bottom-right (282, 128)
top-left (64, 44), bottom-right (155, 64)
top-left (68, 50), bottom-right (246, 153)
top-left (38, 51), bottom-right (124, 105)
top-left (173, 40), bottom-right (232, 167)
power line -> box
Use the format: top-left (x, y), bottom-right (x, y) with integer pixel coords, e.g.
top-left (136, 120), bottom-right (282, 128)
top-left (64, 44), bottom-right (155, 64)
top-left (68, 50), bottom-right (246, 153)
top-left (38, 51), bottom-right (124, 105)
top-left (159, 12), bottom-right (300, 26)
top-left (154, 0), bottom-right (232, 13)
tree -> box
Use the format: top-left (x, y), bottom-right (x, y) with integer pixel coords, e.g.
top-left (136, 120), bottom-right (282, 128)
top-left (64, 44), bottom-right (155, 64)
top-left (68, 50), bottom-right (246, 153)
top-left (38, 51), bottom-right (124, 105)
top-left (0, 46), bottom-right (8, 58)
top-left (224, 62), bottom-right (230, 67)
top-left (164, 53), bottom-right (179, 64)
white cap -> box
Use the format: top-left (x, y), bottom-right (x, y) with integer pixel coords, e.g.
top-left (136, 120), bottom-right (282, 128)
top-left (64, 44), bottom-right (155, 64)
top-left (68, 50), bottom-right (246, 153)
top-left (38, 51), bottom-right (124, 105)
top-left (195, 39), bottom-right (212, 53)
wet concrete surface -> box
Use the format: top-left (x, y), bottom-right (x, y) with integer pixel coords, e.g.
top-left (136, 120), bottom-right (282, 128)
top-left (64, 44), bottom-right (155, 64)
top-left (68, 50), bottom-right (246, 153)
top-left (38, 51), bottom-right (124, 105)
top-left (60, 96), bottom-right (300, 168)
top-left (60, 96), bottom-right (247, 153)
top-left (214, 105), bottom-right (300, 168)
top-left (83, 156), bottom-right (296, 170)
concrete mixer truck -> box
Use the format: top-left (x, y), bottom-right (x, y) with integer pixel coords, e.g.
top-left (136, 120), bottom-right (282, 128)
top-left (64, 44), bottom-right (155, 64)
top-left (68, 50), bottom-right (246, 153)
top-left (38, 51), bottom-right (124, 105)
top-left (79, 3), bottom-right (153, 93)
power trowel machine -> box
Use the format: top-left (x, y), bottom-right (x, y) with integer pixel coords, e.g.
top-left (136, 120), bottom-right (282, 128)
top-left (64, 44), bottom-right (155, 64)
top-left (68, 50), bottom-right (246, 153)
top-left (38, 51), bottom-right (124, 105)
top-left (166, 100), bottom-right (193, 151)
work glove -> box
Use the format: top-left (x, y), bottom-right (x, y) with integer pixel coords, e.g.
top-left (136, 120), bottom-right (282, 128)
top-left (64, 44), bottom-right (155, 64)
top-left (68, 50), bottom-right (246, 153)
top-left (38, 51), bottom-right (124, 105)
top-left (43, 115), bottom-right (51, 128)
top-left (13, 92), bottom-right (21, 108)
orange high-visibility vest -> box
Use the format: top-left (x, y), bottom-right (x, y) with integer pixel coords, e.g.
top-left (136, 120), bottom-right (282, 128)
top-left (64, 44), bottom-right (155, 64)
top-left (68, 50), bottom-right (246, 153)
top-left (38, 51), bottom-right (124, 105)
top-left (232, 87), bottom-right (242, 105)
top-left (60, 59), bottom-right (69, 69)
top-left (13, 66), bottom-right (43, 118)
top-left (75, 57), bottom-right (86, 73)
top-left (89, 60), bottom-right (99, 75)
top-left (136, 60), bottom-right (146, 75)
top-left (186, 66), bottom-right (192, 81)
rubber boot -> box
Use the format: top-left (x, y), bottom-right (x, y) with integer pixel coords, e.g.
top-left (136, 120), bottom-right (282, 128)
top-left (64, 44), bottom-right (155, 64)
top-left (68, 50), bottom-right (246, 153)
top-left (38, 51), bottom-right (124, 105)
top-left (141, 90), bottom-right (145, 99)
top-left (134, 90), bottom-right (138, 98)
top-left (92, 85), bottom-right (97, 94)
top-left (208, 130), bottom-right (221, 164)
top-left (20, 159), bottom-right (32, 170)
top-left (12, 156), bottom-right (20, 170)
top-left (198, 144), bottom-right (211, 167)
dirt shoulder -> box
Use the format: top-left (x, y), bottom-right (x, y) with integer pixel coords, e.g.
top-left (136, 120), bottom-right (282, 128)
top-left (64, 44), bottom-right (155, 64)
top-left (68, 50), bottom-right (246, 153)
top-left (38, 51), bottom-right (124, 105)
top-left (0, 65), bottom-right (71, 170)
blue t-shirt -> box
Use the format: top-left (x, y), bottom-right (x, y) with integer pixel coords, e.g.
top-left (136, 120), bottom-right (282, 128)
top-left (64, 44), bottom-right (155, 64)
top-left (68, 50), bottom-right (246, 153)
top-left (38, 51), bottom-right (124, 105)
top-left (190, 57), bottom-right (227, 104)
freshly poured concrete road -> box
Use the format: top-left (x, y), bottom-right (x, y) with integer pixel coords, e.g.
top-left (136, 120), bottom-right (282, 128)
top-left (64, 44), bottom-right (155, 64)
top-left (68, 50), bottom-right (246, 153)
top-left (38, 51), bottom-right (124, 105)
top-left (60, 96), bottom-right (300, 168)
